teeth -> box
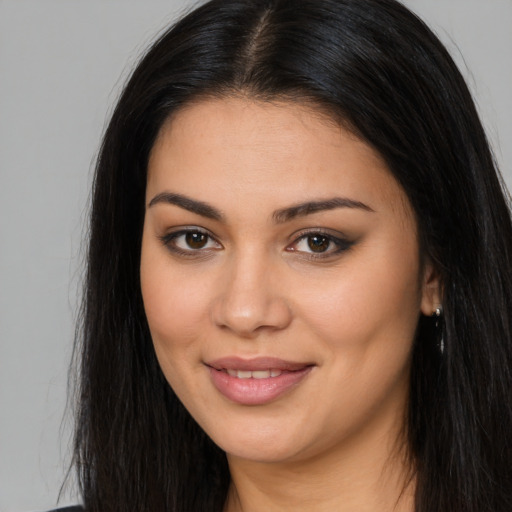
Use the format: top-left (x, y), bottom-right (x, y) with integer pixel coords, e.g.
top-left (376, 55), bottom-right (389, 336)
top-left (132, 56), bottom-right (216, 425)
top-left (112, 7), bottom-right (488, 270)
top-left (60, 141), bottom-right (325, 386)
top-left (225, 369), bottom-right (283, 379)
top-left (252, 370), bottom-right (270, 379)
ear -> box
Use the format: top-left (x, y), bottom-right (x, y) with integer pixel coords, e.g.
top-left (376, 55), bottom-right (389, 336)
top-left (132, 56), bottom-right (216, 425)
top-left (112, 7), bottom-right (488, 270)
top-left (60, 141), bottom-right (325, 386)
top-left (420, 260), bottom-right (442, 316)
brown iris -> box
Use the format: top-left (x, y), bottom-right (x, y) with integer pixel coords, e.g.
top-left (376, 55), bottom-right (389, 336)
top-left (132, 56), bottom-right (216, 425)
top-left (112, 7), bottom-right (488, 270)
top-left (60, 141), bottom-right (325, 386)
top-left (185, 232), bottom-right (208, 249)
top-left (307, 235), bottom-right (330, 252)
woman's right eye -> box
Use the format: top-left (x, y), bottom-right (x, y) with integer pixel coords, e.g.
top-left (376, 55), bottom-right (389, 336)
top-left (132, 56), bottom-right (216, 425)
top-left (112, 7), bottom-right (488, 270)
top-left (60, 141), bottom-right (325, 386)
top-left (159, 229), bottom-right (222, 255)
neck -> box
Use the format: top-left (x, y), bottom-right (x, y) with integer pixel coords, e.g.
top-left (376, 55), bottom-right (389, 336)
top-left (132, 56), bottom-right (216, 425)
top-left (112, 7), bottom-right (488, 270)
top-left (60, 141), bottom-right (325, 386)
top-left (223, 418), bottom-right (415, 512)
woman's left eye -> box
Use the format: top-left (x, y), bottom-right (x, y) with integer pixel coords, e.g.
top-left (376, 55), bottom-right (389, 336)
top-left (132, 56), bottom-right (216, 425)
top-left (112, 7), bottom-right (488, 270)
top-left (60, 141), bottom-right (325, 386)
top-left (288, 232), bottom-right (353, 257)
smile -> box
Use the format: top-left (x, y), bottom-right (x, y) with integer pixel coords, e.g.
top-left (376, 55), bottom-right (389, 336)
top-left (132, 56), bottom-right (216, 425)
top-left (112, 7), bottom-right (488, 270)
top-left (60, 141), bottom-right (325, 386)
top-left (205, 357), bottom-right (314, 405)
top-left (225, 369), bottom-right (283, 379)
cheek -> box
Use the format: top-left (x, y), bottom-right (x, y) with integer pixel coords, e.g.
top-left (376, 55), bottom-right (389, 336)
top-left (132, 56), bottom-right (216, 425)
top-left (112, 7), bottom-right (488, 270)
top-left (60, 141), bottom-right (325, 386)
top-left (140, 239), bottom-right (208, 360)
top-left (298, 242), bottom-right (423, 353)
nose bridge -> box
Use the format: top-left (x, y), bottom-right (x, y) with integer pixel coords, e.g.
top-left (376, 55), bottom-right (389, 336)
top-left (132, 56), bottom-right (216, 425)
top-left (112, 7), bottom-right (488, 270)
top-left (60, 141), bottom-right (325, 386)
top-left (212, 245), bottom-right (291, 336)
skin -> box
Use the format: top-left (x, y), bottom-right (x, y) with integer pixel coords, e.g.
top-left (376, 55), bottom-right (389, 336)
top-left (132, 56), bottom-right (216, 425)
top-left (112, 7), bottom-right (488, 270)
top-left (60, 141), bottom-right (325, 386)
top-left (140, 97), bottom-right (441, 512)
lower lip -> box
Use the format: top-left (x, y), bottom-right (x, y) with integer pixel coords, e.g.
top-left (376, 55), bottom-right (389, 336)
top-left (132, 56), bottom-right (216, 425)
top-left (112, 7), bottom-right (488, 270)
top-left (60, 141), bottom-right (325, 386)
top-left (207, 366), bottom-right (313, 405)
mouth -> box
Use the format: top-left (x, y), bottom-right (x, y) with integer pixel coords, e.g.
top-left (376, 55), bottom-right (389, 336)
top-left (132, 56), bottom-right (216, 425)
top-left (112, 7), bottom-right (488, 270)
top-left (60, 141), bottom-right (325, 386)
top-left (223, 368), bottom-right (285, 379)
top-left (205, 357), bottom-right (314, 405)
top-left (206, 356), bottom-right (312, 373)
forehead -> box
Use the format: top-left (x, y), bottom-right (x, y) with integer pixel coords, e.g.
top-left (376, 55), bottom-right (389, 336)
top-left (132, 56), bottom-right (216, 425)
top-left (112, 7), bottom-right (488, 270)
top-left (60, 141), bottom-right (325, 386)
top-left (147, 97), bottom-right (413, 221)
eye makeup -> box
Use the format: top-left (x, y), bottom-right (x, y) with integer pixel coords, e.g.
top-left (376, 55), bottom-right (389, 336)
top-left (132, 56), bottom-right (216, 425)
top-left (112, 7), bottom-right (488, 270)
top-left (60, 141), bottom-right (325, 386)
top-left (286, 228), bottom-right (355, 261)
top-left (158, 225), bottom-right (355, 262)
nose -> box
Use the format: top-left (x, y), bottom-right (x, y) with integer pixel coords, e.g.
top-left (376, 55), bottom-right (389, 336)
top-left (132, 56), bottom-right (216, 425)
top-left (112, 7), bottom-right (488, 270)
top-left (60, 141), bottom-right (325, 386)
top-left (211, 251), bottom-right (292, 338)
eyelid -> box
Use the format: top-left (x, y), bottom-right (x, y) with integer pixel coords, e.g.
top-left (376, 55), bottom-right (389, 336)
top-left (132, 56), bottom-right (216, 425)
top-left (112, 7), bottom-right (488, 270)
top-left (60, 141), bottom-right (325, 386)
top-left (286, 228), bottom-right (354, 258)
top-left (158, 225), bottom-right (353, 260)
top-left (158, 226), bottom-right (222, 256)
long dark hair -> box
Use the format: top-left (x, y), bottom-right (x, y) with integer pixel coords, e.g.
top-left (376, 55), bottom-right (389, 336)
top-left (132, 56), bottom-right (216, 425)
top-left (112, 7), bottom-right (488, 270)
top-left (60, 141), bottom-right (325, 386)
top-left (74, 0), bottom-right (512, 510)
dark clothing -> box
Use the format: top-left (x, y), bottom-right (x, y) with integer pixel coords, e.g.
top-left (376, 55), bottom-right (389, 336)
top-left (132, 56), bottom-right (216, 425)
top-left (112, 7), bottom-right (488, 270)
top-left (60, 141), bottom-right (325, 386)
top-left (47, 507), bottom-right (84, 512)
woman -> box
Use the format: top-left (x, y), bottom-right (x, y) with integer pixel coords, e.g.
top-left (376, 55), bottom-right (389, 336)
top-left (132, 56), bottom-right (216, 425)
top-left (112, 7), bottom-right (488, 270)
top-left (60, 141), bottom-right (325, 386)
top-left (70, 0), bottom-right (512, 510)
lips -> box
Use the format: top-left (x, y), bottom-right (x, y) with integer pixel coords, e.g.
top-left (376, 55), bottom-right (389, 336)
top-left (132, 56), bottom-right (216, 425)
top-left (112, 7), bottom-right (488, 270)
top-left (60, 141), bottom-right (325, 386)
top-left (207, 356), bottom-right (311, 372)
top-left (226, 369), bottom-right (283, 379)
top-left (205, 357), bottom-right (314, 405)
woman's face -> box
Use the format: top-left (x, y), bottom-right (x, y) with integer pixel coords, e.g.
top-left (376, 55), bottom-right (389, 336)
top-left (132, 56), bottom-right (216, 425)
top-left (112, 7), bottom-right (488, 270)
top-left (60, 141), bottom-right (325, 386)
top-left (141, 97), bottom-right (439, 464)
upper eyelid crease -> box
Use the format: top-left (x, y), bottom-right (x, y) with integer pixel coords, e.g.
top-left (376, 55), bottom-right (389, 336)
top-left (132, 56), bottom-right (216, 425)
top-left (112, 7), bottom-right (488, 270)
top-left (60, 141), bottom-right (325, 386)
top-left (159, 230), bottom-right (222, 253)
top-left (293, 232), bottom-right (353, 247)
top-left (160, 228), bottom-right (217, 242)
top-left (159, 228), bottom-right (352, 259)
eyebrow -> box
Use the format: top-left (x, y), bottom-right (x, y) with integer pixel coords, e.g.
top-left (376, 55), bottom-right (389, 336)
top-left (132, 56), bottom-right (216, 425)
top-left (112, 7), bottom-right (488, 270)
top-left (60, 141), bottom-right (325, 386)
top-left (148, 192), bottom-right (224, 221)
top-left (148, 191), bottom-right (373, 223)
top-left (272, 197), bottom-right (374, 223)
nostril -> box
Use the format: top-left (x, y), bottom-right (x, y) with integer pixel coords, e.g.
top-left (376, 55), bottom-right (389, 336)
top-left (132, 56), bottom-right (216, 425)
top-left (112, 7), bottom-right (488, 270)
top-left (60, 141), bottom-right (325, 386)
top-left (210, 292), bottom-right (292, 337)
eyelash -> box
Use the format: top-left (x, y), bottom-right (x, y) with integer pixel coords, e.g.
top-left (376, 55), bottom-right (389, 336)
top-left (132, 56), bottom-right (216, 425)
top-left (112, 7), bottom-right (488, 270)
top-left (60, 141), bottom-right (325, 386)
top-left (159, 227), bottom-right (354, 260)
top-left (287, 229), bottom-right (354, 260)
top-left (158, 228), bottom-right (221, 258)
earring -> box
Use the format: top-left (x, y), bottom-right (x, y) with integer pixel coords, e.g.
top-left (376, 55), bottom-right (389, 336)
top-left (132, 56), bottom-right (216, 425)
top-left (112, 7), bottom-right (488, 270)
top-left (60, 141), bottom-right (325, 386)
top-left (433, 306), bottom-right (444, 353)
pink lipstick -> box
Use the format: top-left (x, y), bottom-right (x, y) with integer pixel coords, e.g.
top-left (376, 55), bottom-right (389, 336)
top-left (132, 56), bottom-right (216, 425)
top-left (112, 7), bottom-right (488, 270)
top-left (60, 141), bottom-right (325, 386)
top-left (205, 357), bottom-right (314, 405)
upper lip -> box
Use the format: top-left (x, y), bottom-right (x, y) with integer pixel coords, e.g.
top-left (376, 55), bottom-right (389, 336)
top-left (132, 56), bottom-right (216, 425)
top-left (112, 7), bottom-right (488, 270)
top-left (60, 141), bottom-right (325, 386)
top-left (205, 356), bottom-right (313, 372)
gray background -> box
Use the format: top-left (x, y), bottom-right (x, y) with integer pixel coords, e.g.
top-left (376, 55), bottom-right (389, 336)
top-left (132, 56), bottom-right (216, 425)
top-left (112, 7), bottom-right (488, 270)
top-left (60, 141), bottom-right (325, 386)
top-left (0, 1), bottom-right (510, 510)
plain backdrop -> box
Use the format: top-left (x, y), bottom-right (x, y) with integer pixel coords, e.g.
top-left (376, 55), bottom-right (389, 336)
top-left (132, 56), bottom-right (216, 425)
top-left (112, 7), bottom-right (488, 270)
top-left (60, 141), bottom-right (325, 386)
top-left (0, 1), bottom-right (510, 510)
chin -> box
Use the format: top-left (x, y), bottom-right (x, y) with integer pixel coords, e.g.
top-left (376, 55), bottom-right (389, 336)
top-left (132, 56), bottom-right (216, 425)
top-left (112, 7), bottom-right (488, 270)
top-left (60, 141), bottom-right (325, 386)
top-left (200, 415), bottom-right (316, 464)
top-left (221, 439), bottom-right (304, 464)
